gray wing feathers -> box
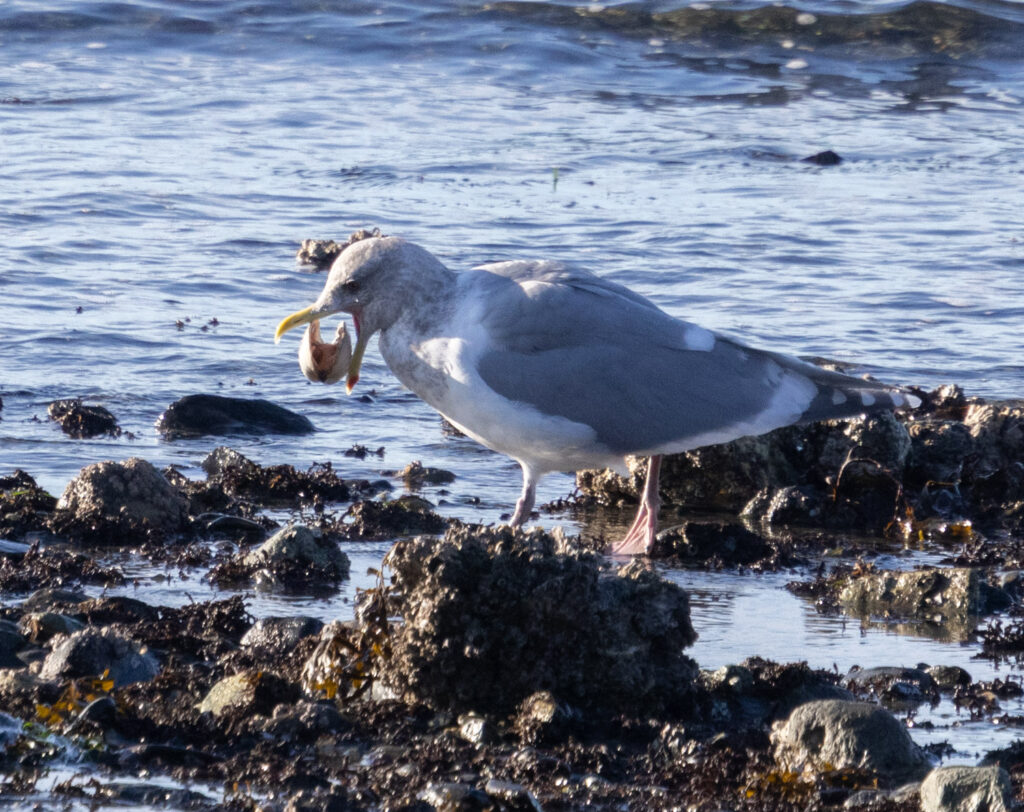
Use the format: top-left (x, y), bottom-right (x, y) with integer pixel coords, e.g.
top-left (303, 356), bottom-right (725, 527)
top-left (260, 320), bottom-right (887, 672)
top-left (471, 266), bottom-right (915, 455)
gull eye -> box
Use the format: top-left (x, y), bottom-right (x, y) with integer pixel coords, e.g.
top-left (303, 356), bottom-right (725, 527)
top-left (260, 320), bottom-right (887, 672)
top-left (342, 280), bottom-right (360, 294)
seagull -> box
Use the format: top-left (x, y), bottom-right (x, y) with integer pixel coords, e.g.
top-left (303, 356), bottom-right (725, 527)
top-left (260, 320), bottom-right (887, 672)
top-left (275, 236), bottom-right (919, 554)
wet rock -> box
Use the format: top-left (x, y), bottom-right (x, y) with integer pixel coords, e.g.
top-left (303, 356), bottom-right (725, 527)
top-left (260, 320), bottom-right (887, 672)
top-left (801, 149), bottom-right (842, 165)
top-left (47, 398), bottom-right (121, 439)
top-left (383, 526), bottom-right (698, 714)
top-left (39, 627), bottom-right (160, 687)
top-left (771, 699), bottom-right (931, 784)
top-left (514, 690), bottom-right (577, 745)
top-left (343, 497), bottom-right (447, 539)
top-left (74, 596), bottom-right (160, 625)
top-left (919, 764), bottom-right (1012, 812)
top-left (156, 394), bottom-right (315, 439)
top-left (256, 700), bottom-right (348, 741)
top-left (656, 520), bottom-right (772, 567)
top-left (391, 460), bottom-right (456, 488)
top-left (200, 447), bottom-right (354, 506)
top-left (925, 664), bottom-right (972, 692)
top-left (700, 658), bottom-right (853, 729)
top-left (199, 513), bottom-right (268, 541)
top-left (52, 457), bottom-right (188, 540)
top-left (0, 470), bottom-right (57, 538)
top-left (0, 621), bottom-right (25, 668)
top-left (210, 524), bottom-right (349, 588)
top-left (20, 587), bottom-right (88, 612)
top-left (197, 670), bottom-right (298, 719)
top-left (744, 484), bottom-right (827, 527)
top-left (844, 666), bottom-right (939, 707)
top-left (418, 782), bottom-right (492, 811)
top-left (241, 616), bottom-right (325, 656)
top-left (838, 567), bottom-right (1010, 632)
top-left (0, 545), bottom-right (126, 591)
top-left (19, 612), bottom-right (86, 644)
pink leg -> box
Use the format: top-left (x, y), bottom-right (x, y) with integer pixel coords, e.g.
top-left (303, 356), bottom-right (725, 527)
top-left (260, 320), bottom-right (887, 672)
top-left (608, 455), bottom-right (662, 555)
top-left (510, 466), bottom-right (537, 528)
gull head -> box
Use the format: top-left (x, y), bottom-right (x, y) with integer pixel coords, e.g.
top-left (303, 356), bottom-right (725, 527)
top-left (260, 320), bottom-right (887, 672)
top-left (275, 236), bottom-right (448, 393)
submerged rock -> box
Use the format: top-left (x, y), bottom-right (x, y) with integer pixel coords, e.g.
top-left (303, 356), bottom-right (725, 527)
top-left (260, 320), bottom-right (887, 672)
top-left (39, 627), bottom-right (160, 687)
top-left (156, 394), bottom-right (315, 439)
top-left (383, 525), bottom-right (698, 715)
top-left (771, 699), bottom-right (931, 784)
top-left (390, 460), bottom-right (456, 488)
top-left (843, 666), bottom-right (939, 707)
top-left (919, 764), bottom-right (1012, 812)
top-left (47, 398), bottom-right (121, 439)
top-left (51, 457), bottom-right (187, 541)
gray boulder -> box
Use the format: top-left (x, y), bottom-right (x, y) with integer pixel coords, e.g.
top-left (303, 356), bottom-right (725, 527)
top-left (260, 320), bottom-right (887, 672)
top-left (771, 699), bottom-right (931, 784)
top-left (920, 765), bottom-right (1012, 812)
top-left (39, 627), bottom-right (160, 687)
top-left (54, 458), bottom-right (187, 538)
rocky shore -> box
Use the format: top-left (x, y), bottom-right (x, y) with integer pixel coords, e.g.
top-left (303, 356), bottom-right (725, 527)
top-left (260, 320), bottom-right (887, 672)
top-left (2, 385), bottom-right (1024, 810)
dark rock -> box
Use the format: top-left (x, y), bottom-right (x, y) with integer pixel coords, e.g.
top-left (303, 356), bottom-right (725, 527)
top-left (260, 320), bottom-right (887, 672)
top-left (925, 664), bottom-right (972, 691)
top-left (514, 690), bottom-right (578, 745)
top-left (47, 398), bottom-right (121, 439)
top-left (418, 782), bottom-right (492, 811)
top-left (39, 627), bottom-right (160, 687)
top-left (843, 666), bottom-right (939, 707)
top-left (383, 525), bottom-right (698, 714)
top-left (256, 700), bottom-right (348, 741)
top-left (657, 520), bottom-right (771, 567)
top-left (344, 497), bottom-right (447, 539)
top-left (802, 149), bottom-right (842, 165)
top-left (700, 658), bottom-right (853, 728)
top-left (0, 622), bottom-right (25, 668)
top-left (0, 545), bottom-right (125, 592)
top-left (199, 513), bottom-right (268, 541)
top-left (391, 460), bottom-right (456, 488)
top-left (19, 612), bottom-right (86, 643)
top-left (156, 394), bottom-right (315, 439)
top-left (771, 699), bottom-right (931, 785)
top-left (0, 470), bottom-right (57, 539)
top-left (74, 596), bottom-right (160, 625)
top-left (51, 457), bottom-right (188, 541)
top-left (241, 616), bottom-right (325, 656)
top-left (20, 587), bottom-right (88, 612)
top-left (200, 447), bottom-right (353, 507)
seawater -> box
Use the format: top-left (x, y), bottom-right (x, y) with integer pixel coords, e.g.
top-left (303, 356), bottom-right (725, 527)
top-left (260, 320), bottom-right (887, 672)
top-left (2, 0), bottom-right (1024, 790)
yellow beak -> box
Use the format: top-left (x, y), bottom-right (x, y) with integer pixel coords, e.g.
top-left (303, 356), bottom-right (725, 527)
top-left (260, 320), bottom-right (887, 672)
top-left (275, 306), bottom-right (369, 394)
